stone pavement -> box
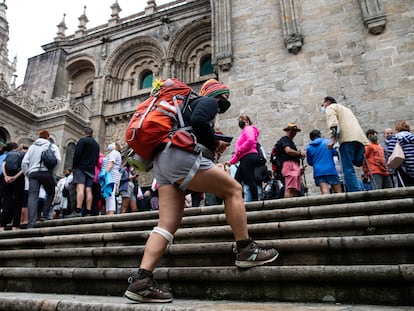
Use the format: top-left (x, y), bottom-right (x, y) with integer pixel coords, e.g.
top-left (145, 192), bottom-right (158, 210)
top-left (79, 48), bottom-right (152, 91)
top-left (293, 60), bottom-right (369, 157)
top-left (0, 293), bottom-right (412, 311)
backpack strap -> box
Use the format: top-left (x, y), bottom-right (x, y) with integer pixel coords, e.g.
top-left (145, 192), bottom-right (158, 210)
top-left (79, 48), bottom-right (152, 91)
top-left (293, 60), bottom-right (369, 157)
top-left (178, 153), bottom-right (202, 191)
top-left (40, 143), bottom-right (53, 169)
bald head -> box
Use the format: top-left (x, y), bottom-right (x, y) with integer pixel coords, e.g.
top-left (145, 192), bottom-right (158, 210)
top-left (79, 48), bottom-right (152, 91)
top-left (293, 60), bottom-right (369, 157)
top-left (383, 128), bottom-right (393, 140)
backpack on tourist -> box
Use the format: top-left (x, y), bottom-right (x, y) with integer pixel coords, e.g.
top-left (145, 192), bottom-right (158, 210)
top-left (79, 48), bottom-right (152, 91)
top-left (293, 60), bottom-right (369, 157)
top-left (125, 78), bottom-right (198, 171)
top-left (256, 142), bottom-right (267, 166)
top-left (4, 150), bottom-right (25, 175)
top-left (270, 140), bottom-right (283, 179)
top-left (41, 143), bottom-right (58, 170)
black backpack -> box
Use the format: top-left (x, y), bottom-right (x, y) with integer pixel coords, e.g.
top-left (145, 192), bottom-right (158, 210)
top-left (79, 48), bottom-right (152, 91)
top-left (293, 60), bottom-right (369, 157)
top-left (4, 150), bottom-right (25, 175)
top-left (256, 142), bottom-right (267, 166)
top-left (41, 143), bottom-right (58, 170)
top-left (270, 140), bottom-right (283, 179)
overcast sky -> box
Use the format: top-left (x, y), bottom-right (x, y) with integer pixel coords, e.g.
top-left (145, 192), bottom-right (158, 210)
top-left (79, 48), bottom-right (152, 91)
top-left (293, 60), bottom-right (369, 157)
top-left (7, 0), bottom-right (171, 85)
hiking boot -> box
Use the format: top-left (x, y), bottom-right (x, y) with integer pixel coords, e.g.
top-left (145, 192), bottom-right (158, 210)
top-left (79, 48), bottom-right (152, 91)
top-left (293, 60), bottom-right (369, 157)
top-left (234, 239), bottom-right (279, 268)
top-left (65, 210), bottom-right (82, 218)
top-left (124, 273), bottom-right (173, 303)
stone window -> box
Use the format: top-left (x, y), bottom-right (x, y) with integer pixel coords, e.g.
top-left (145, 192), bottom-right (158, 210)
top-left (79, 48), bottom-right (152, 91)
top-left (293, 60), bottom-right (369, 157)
top-left (140, 71), bottom-right (153, 89)
top-left (84, 81), bottom-right (93, 95)
top-left (200, 55), bottom-right (214, 76)
top-left (64, 142), bottom-right (76, 170)
top-left (0, 127), bottom-right (7, 144)
top-left (66, 59), bottom-right (96, 98)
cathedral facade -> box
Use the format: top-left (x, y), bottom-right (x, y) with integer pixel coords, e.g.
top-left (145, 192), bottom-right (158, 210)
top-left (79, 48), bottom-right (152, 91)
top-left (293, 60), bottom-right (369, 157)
top-left (0, 0), bottom-right (413, 184)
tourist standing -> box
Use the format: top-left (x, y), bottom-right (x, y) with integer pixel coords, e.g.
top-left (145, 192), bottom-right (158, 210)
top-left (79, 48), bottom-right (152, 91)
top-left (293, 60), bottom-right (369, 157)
top-left (21, 130), bottom-right (61, 228)
top-left (71, 127), bottom-right (100, 217)
top-left (321, 96), bottom-right (369, 192)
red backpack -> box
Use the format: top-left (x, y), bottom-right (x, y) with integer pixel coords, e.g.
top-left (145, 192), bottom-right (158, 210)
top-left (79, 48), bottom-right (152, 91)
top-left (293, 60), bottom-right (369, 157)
top-left (125, 78), bottom-right (198, 170)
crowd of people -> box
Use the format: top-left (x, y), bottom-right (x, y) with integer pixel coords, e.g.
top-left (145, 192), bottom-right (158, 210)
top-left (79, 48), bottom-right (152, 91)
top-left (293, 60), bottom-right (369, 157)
top-left (0, 99), bottom-right (412, 228)
top-left (0, 82), bottom-right (413, 303)
top-left (0, 127), bottom-right (163, 231)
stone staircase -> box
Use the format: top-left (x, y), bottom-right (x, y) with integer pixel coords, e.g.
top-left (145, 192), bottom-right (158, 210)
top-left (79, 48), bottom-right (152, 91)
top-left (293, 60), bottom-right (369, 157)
top-left (0, 187), bottom-right (413, 308)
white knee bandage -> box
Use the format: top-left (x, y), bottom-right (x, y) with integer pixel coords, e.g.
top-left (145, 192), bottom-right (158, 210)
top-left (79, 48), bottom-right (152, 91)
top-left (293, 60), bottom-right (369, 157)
top-left (151, 226), bottom-right (174, 244)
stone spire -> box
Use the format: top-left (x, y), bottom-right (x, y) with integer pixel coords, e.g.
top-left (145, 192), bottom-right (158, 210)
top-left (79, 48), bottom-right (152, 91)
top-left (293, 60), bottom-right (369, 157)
top-left (0, 0), bottom-right (16, 87)
top-left (0, 0), bottom-right (6, 20)
top-left (0, 0), bottom-right (9, 58)
top-left (54, 13), bottom-right (67, 41)
top-left (75, 6), bottom-right (89, 38)
top-left (108, 0), bottom-right (122, 27)
top-left (145, 0), bottom-right (157, 15)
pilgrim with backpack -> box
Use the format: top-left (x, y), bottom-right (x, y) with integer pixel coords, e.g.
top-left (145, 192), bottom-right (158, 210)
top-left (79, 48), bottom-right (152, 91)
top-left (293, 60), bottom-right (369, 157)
top-left (21, 130), bottom-right (61, 228)
top-left (0, 142), bottom-right (26, 230)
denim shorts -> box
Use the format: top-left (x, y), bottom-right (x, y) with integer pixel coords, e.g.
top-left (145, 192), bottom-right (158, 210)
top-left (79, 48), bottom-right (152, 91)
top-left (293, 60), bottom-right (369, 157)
top-left (314, 174), bottom-right (341, 186)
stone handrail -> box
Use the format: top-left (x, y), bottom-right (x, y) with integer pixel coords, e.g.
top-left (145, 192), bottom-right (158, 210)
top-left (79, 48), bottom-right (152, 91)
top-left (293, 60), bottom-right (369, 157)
top-left (3, 86), bottom-right (90, 120)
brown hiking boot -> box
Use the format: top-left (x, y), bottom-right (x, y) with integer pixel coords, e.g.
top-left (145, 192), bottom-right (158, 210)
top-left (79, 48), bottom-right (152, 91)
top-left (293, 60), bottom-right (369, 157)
top-left (124, 273), bottom-right (173, 303)
top-left (234, 240), bottom-right (279, 268)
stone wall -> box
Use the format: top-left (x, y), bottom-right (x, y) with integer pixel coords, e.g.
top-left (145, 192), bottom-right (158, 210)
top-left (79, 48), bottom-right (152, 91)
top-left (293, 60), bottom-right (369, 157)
top-left (218, 0), bottom-right (413, 159)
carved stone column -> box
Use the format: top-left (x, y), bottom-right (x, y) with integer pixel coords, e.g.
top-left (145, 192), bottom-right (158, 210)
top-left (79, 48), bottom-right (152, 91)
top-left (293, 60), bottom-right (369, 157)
top-left (211, 0), bottom-right (232, 71)
top-left (360, 0), bottom-right (387, 35)
top-left (280, 0), bottom-right (304, 55)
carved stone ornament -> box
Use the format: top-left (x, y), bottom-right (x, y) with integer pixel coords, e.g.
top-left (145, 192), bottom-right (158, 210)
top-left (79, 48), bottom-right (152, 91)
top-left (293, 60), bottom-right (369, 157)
top-left (280, 0), bottom-right (304, 55)
top-left (360, 0), bottom-right (387, 35)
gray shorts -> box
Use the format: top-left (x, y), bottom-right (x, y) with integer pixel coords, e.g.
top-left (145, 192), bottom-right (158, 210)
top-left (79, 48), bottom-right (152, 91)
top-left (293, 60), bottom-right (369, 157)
top-left (153, 147), bottom-right (215, 187)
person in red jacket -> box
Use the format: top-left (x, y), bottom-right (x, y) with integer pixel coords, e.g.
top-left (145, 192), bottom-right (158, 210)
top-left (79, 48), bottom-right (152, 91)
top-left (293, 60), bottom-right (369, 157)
top-left (362, 129), bottom-right (393, 190)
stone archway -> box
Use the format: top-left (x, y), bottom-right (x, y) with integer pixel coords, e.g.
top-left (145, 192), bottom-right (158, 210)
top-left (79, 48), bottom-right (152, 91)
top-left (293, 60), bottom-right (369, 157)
top-left (167, 17), bottom-right (212, 82)
top-left (103, 36), bottom-right (165, 101)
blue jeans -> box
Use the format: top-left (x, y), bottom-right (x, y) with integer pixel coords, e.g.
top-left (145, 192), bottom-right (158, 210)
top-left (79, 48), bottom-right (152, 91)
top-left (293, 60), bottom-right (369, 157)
top-left (339, 141), bottom-right (365, 192)
top-left (243, 184), bottom-right (262, 202)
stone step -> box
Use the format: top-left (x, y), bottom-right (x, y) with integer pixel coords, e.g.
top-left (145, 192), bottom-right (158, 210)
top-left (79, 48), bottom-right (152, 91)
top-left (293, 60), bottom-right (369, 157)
top-left (0, 196), bottom-right (412, 242)
top-left (0, 265), bottom-right (413, 305)
top-left (0, 234), bottom-right (412, 268)
top-left (0, 293), bottom-right (410, 311)
top-left (22, 187), bottom-right (414, 231)
top-left (0, 211), bottom-right (413, 249)
top-left (1, 187), bottom-right (413, 306)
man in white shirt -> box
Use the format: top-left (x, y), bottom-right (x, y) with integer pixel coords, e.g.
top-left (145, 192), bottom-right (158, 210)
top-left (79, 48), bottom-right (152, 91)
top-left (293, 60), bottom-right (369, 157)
top-left (321, 96), bottom-right (369, 192)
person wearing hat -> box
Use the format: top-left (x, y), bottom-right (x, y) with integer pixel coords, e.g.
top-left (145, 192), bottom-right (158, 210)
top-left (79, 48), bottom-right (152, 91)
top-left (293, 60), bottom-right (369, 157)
top-left (306, 129), bottom-right (343, 194)
top-left (124, 79), bottom-right (279, 303)
top-left (277, 123), bottom-right (306, 198)
top-left (321, 96), bottom-right (369, 192)
top-left (21, 130), bottom-right (62, 228)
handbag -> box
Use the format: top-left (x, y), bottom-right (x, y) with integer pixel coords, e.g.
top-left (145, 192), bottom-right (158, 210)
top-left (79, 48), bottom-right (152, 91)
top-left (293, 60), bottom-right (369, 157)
top-left (387, 140), bottom-right (405, 169)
